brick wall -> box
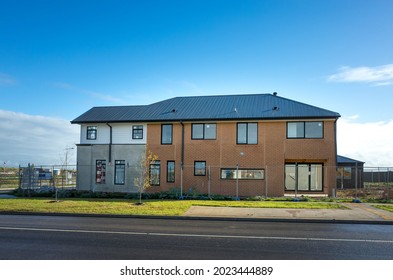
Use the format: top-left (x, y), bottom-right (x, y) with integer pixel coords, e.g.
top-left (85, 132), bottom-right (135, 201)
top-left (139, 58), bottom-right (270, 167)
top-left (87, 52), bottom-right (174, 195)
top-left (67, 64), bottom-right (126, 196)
top-left (147, 120), bottom-right (337, 197)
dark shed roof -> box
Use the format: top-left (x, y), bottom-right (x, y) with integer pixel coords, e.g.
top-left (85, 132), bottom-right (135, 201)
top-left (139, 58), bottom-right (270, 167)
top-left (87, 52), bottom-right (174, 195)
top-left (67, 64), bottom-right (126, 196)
top-left (337, 155), bottom-right (365, 165)
top-left (71, 93), bottom-right (340, 124)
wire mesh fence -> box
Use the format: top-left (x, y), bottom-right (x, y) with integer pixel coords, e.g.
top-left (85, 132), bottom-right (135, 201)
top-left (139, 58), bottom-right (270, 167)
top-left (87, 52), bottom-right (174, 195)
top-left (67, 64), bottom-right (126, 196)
top-left (1, 163), bottom-right (392, 199)
top-left (0, 164), bottom-right (77, 192)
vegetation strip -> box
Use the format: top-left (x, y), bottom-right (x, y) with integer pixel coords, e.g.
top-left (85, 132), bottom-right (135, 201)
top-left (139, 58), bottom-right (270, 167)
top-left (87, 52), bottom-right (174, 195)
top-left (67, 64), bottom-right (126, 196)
top-left (373, 205), bottom-right (393, 213)
top-left (0, 198), bottom-right (345, 216)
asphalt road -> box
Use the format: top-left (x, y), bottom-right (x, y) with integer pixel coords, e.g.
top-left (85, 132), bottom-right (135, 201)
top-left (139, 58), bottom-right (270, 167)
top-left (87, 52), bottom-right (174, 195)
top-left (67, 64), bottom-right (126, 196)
top-left (0, 214), bottom-right (392, 260)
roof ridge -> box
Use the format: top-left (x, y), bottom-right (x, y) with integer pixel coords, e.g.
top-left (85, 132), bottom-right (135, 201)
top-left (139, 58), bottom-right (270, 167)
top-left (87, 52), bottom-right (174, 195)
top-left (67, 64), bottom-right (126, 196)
top-left (90, 104), bottom-right (147, 109)
top-left (173, 93), bottom-right (272, 99)
top-left (273, 95), bottom-right (341, 117)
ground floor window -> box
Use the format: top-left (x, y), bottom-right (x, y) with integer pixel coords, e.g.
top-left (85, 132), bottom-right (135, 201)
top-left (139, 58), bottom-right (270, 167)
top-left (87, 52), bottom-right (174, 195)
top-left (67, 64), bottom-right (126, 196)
top-left (96, 160), bottom-right (106, 184)
top-left (167, 161), bottom-right (175, 183)
top-left (194, 161), bottom-right (206, 176)
top-left (114, 160), bottom-right (125, 185)
top-left (150, 160), bottom-right (161, 186)
top-left (337, 167), bottom-right (352, 179)
top-left (285, 163), bottom-right (323, 191)
top-left (221, 168), bottom-right (264, 180)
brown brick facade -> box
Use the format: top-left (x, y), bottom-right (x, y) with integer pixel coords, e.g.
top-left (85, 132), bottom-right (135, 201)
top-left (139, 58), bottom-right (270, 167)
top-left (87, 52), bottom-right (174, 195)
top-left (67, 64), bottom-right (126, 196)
top-left (147, 120), bottom-right (337, 197)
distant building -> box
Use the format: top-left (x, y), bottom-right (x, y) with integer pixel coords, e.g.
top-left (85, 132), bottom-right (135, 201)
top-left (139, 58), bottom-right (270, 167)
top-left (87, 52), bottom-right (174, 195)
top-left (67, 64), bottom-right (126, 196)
top-left (71, 93), bottom-right (340, 197)
top-left (336, 155), bottom-right (365, 189)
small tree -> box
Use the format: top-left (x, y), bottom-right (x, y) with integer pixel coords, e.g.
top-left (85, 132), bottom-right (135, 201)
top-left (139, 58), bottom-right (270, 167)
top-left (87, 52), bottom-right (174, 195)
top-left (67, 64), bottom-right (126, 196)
top-left (134, 149), bottom-right (158, 205)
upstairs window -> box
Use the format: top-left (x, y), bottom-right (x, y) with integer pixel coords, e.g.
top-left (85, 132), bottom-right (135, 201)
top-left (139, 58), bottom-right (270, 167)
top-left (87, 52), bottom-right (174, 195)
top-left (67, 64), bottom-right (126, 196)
top-left (87, 126), bottom-right (97, 140)
top-left (132, 125), bottom-right (144, 139)
top-left (287, 122), bottom-right (323, 139)
top-left (161, 124), bottom-right (173, 144)
top-left (237, 123), bottom-right (258, 144)
top-left (192, 123), bottom-right (216, 140)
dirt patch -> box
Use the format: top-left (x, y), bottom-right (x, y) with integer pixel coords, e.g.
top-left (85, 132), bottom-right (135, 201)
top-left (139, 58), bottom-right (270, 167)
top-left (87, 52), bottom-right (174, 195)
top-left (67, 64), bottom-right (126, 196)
top-left (337, 186), bottom-right (393, 200)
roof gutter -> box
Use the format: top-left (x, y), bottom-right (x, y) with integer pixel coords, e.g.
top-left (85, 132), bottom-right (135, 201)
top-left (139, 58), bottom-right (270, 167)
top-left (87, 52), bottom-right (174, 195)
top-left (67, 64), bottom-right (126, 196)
top-left (71, 115), bottom-right (341, 125)
top-left (106, 123), bottom-right (113, 163)
top-left (333, 116), bottom-right (339, 197)
top-left (180, 121), bottom-right (184, 198)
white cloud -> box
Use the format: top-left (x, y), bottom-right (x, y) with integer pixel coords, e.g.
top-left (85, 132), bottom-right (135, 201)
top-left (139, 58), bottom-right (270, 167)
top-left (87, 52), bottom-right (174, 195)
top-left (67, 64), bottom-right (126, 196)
top-left (53, 82), bottom-right (126, 104)
top-left (337, 116), bottom-right (393, 166)
top-left (328, 63), bottom-right (393, 86)
top-left (0, 73), bottom-right (16, 86)
top-left (0, 110), bottom-right (79, 167)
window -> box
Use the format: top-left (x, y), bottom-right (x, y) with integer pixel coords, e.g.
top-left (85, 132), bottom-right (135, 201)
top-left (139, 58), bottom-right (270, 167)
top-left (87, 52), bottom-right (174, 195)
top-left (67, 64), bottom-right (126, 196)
top-left (87, 126), bottom-right (97, 140)
top-left (114, 160), bottom-right (125, 185)
top-left (96, 160), bottom-right (106, 184)
top-left (192, 123), bottom-right (216, 140)
top-left (132, 125), bottom-right (143, 139)
top-left (194, 161), bottom-right (206, 176)
top-left (305, 122), bottom-right (323, 138)
top-left (337, 167), bottom-right (352, 179)
top-left (161, 124), bottom-right (173, 144)
top-left (287, 122), bottom-right (323, 139)
top-left (237, 123), bottom-right (258, 144)
top-left (149, 160), bottom-right (161, 186)
top-left (285, 163), bottom-right (323, 191)
top-left (221, 169), bottom-right (264, 180)
top-left (167, 161), bottom-right (175, 183)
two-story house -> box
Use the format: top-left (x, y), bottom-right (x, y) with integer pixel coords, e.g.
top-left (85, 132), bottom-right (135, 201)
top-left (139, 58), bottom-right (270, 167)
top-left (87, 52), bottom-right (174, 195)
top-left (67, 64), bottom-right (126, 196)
top-left (71, 93), bottom-right (340, 197)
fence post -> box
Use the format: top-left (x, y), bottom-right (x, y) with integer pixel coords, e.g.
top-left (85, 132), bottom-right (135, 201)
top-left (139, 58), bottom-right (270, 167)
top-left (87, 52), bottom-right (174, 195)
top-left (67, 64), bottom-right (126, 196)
top-left (235, 162), bottom-right (239, 199)
top-left (28, 163), bottom-right (32, 196)
top-left (265, 165), bottom-right (268, 198)
top-left (208, 165), bottom-right (211, 198)
top-left (180, 162), bottom-right (183, 198)
top-left (294, 162), bottom-right (298, 198)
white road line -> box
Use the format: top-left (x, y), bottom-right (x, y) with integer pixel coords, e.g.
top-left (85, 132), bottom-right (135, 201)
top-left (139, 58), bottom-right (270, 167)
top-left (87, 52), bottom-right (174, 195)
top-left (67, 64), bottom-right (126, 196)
top-left (1, 226), bottom-right (393, 243)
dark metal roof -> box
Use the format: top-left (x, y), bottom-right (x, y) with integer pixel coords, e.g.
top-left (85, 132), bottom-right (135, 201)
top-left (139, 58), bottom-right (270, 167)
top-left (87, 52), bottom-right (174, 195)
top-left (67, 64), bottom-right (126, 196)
top-left (71, 93), bottom-right (341, 124)
top-left (337, 155), bottom-right (365, 164)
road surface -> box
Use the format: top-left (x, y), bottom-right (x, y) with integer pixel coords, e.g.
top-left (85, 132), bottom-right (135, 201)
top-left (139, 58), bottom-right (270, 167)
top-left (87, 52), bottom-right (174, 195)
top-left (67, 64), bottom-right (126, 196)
top-left (0, 214), bottom-right (392, 259)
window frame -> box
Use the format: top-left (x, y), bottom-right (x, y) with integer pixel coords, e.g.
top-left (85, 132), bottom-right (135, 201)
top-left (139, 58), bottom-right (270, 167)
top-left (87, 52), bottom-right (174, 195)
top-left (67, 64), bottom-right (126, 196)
top-left (114, 160), bottom-right (125, 185)
top-left (220, 168), bottom-right (265, 180)
top-left (86, 126), bottom-right (97, 140)
top-left (95, 160), bottom-right (106, 184)
top-left (191, 123), bottom-right (217, 140)
top-left (194, 161), bottom-right (206, 176)
top-left (166, 161), bottom-right (175, 183)
top-left (287, 121), bottom-right (324, 139)
top-left (132, 125), bottom-right (144, 140)
top-left (284, 163), bottom-right (324, 192)
top-left (236, 122), bottom-right (258, 144)
top-left (149, 160), bottom-right (161, 186)
top-left (161, 124), bottom-right (173, 145)
top-left (337, 167), bottom-right (352, 180)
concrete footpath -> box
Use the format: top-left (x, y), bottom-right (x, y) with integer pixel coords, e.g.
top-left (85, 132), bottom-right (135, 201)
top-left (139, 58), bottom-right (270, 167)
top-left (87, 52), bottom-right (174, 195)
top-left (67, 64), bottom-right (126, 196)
top-left (183, 203), bottom-right (393, 224)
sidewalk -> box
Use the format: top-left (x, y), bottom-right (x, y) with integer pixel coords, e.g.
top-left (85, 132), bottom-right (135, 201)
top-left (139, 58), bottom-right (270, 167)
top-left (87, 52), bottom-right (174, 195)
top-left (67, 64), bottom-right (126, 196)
top-left (183, 203), bottom-right (393, 224)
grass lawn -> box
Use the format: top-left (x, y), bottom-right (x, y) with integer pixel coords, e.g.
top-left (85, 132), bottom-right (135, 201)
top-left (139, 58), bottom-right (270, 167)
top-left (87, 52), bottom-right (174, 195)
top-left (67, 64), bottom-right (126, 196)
top-left (0, 198), bottom-right (344, 216)
top-left (373, 204), bottom-right (393, 213)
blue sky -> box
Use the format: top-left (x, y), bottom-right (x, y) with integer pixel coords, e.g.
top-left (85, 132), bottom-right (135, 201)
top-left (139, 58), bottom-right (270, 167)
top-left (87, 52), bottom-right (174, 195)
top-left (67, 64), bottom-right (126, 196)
top-left (1, 0), bottom-right (393, 166)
